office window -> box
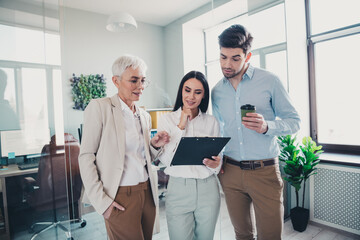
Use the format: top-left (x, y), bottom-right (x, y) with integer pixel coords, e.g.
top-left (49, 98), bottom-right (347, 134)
top-left (53, 69), bottom-right (65, 145)
top-left (206, 61), bottom-right (223, 92)
top-left (307, 0), bottom-right (360, 153)
top-left (247, 3), bottom-right (286, 50)
top-left (313, 34), bottom-right (360, 146)
top-left (21, 68), bottom-right (49, 131)
top-left (0, 24), bottom-right (61, 134)
top-left (0, 68), bottom-right (17, 112)
top-left (205, 27), bottom-right (223, 63)
top-left (265, 50), bottom-right (288, 91)
top-left (250, 54), bottom-right (260, 68)
top-left (309, 0), bottom-right (360, 35)
top-left (0, 25), bottom-right (60, 65)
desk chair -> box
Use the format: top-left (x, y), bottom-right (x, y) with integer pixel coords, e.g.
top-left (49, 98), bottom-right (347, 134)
top-left (22, 133), bottom-right (86, 240)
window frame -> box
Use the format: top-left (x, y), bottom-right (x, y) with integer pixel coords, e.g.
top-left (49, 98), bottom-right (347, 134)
top-left (0, 59), bottom-right (60, 129)
top-left (305, 0), bottom-right (360, 155)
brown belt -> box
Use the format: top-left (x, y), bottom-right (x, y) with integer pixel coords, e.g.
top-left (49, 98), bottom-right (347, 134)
top-left (224, 155), bottom-right (277, 170)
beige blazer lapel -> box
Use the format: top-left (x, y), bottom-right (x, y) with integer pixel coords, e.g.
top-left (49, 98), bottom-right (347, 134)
top-left (139, 112), bottom-right (152, 164)
top-left (110, 94), bottom-right (126, 169)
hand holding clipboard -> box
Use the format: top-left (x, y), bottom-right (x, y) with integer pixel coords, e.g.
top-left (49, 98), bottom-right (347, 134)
top-left (171, 137), bottom-right (230, 166)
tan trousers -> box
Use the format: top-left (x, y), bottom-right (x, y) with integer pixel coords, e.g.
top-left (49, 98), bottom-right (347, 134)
top-left (219, 161), bottom-right (284, 240)
top-left (104, 180), bottom-right (156, 240)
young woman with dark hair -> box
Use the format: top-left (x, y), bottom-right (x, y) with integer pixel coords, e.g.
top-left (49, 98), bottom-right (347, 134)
top-left (150, 70), bottom-right (221, 240)
top-left (172, 70), bottom-right (210, 113)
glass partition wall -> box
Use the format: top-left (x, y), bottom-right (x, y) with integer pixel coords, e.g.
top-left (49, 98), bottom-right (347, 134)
top-left (0, 0), bottom-right (80, 239)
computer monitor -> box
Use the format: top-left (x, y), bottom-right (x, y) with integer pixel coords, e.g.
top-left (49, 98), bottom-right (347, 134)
top-left (0, 128), bottom-right (50, 159)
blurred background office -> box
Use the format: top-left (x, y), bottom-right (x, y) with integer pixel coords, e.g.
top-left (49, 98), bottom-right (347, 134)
top-left (0, 0), bottom-right (359, 239)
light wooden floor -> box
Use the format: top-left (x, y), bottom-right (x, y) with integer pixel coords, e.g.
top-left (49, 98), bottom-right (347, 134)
top-left (12, 197), bottom-right (360, 240)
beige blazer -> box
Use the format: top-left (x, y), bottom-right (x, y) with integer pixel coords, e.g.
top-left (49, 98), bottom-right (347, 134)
top-left (79, 94), bottom-right (158, 215)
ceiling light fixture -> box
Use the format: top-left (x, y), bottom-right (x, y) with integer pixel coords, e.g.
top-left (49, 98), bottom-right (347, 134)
top-left (106, 12), bottom-right (137, 32)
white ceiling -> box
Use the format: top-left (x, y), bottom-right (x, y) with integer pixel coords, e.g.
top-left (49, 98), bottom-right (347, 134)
top-left (1, 0), bottom-right (276, 27)
top-left (61, 0), bottom-right (212, 26)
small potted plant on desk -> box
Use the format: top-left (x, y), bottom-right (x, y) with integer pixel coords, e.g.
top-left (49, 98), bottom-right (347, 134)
top-left (278, 135), bottom-right (323, 232)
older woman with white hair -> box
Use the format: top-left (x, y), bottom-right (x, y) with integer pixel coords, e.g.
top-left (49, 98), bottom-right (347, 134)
top-left (79, 55), bottom-right (169, 240)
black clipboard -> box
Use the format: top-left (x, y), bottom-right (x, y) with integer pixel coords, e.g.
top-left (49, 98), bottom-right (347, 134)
top-left (171, 137), bottom-right (231, 166)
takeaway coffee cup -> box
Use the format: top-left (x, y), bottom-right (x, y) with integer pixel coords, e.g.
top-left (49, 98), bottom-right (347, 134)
top-left (241, 104), bottom-right (256, 120)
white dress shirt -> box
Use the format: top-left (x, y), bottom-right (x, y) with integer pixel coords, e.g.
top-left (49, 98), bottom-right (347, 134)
top-left (118, 97), bottom-right (149, 186)
top-left (157, 108), bottom-right (222, 179)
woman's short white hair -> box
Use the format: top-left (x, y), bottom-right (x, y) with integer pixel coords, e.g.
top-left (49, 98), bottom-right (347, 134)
top-left (112, 54), bottom-right (147, 79)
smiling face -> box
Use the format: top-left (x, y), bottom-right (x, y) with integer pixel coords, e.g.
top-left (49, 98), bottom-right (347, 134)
top-left (112, 66), bottom-right (145, 108)
top-left (182, 78), bottom-right (205, 110)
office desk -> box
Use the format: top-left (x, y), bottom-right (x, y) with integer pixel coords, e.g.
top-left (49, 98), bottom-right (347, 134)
top-left (0, 164), bottom-right (38, 240)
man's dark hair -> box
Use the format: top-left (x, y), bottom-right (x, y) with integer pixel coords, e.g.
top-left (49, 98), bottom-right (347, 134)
top-left (218, 24), bottom-right (253, 54)
top-left (173, 71), bottom-right (210, 113)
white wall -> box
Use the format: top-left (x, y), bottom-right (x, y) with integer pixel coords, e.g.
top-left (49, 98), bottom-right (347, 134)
top-left (163, 0), bottom-right (231, 103)
top-left (60, 7), bottom-right (167, 137)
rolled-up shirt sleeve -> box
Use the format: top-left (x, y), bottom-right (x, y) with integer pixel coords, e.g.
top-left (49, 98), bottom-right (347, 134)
top-left (265, 77), bottom-right (301, 136)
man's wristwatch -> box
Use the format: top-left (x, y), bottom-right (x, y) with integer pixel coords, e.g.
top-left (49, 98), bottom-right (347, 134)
top-left (263, 126), bottom-right (268, 134)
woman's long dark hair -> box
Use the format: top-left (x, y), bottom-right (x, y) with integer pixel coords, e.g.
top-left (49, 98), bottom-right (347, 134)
top-left (173, 71), bottom-right (209, 113)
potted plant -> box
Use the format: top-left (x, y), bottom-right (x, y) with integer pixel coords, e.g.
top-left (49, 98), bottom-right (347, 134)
top-left (278, 135), bottom-right (323, 232)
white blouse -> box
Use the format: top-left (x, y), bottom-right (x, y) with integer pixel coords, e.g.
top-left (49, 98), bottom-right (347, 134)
top-left (118, 97), bottom-right (148, 186)
top-left (156, 108), bottom-right (222, 179)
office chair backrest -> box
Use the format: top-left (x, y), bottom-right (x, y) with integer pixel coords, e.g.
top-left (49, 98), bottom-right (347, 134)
top-left (27, 133), bottom-right (82, 212)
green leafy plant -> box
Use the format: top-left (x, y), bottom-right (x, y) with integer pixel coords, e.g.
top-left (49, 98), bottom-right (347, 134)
top-left (70, 73), bottom-right (106, 110)
top-left (299, 136), bottom-right (324, 207)
top-left (278, 135), bottom-right (323, 208)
